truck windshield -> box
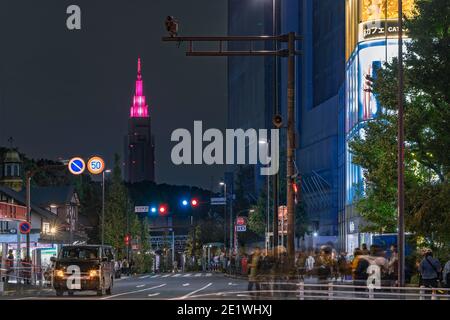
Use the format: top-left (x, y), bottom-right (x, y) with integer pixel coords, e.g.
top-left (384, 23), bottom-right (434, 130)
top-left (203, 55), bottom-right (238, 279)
top-left (60, 247), bottom-right (99, 260)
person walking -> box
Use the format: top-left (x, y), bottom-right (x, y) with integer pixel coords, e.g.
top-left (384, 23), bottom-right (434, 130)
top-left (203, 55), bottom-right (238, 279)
top-left (442, 257), bottom-right (450, 288)
top-left (388, 245), bottom-right (399, 287)
top-left (247, 247), bottom-right (261, 298)
top-left (4, 250), bottom-right (14, 287)
top-left (418, 249), bottom-right (442, 289)
top-left (305, 250), bottom-right (315, 278)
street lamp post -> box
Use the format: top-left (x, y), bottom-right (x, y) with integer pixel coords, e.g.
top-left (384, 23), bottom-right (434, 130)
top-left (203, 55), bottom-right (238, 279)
top-left (101, 169), bottom-right (112, 247)
top-left (219, 182), bottom-right (227, 255)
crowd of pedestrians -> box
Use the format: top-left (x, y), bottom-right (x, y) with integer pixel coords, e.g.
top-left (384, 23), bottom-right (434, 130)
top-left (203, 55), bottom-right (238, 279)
top-left (241, 244), bottom-right (450, 297)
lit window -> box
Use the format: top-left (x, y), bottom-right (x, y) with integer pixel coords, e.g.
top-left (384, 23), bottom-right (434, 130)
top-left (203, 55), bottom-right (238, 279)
top-left (42, 222), bottom-right (50, 234)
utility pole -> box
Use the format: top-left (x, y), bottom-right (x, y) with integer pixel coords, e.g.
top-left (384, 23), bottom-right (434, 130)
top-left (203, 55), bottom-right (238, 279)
top-left (397, 0), bottom-right (405, 288)
top-left (162, 34), bottom-right (301, 264)
top-left (286, 32), bottom-right (296, 264)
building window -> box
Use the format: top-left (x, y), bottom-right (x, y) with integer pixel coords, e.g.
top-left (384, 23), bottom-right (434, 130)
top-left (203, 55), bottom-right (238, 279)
top-left (42, 222), bottom-right (50, 234)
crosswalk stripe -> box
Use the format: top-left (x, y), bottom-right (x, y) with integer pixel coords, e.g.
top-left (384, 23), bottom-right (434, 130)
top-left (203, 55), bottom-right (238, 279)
top-left (139, 275), bottom-right (150, 279)
top-left (162, 274), bottom-right (171, 278)
top-left (194, 273), bottom-right (202, 277)
top-left (206, 273), bottom-right (212, 277)
top-left (172, 274), bottom-right (182, 277)
top-left (148, 293), bottom-right (160, 297)
top-left (150, 275), bottom-right (159, 278)
top-left (182, 273), bottom-right (192, 277)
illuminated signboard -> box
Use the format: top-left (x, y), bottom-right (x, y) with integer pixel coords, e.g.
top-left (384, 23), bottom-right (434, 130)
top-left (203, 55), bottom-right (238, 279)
top-left (359, 0), bottom-right (416, 42)
top-left (346, 0), bottom-right (415, 59)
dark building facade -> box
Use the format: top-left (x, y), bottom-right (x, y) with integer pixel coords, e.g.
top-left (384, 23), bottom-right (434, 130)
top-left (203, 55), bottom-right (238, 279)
top-left (124, 58), bottom-right (155, 183)
top-left (227, 0), bottom-right (345, 246)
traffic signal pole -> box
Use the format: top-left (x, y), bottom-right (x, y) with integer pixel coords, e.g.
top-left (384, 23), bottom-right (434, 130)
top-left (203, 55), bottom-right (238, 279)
top-left (286, 32), bottom-right (296, 264)
top-left (162, 34), bottom-right (301, 264)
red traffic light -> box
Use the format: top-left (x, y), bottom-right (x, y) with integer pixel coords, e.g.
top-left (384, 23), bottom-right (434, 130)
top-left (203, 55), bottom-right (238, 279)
top-left (191, 199), bottom-right (199, 207)
top-left (124, 234), bottom-right (131, 245)
top-left (158, 204), bottom-right (168, 215)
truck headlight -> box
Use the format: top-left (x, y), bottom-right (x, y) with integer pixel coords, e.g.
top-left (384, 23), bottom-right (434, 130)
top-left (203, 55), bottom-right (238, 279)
top-left (89, 270), bottom-right (98, 278)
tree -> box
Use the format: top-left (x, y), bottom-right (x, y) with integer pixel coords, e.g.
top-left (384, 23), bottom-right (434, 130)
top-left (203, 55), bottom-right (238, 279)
top-left (248, 188), bottom-right (268, 237)
top-left (349, 0), bottom-right (450, 254)
top-left (104, 154), bottom-right (132, 258)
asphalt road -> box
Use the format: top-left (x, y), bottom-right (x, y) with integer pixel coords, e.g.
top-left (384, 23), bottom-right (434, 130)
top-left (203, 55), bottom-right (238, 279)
top-left (9, 272), bottom-right (256, 300)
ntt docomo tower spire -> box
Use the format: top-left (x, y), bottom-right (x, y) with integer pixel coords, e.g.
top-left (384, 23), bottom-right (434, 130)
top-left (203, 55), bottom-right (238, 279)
top-left (124, 58), bottom-right (155, 183)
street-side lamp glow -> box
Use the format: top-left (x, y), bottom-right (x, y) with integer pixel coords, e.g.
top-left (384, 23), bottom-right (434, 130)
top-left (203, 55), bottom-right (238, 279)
top-left (150, 206), bottom-right (157, 213)
top-left (313, 232), bottom-right (318, 237)
top-left (105, 169), bottom-right (112, 173)
top-left (181, 199), bottom-right (189, 206)
top-left (50, 227), bottom-right (57, 234)
top-left (219, 182), bottom-right (225, 186)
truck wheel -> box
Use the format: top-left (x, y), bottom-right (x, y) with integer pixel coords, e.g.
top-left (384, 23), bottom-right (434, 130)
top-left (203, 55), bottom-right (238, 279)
top-left (56, 290), bottom-right (64, 297)
top-left (68, 291), bottom-right (74, 296)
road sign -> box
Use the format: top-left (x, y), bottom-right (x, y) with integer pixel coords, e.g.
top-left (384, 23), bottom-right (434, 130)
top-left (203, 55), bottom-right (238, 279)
top-left (210, 197), bottom-right (226, 205)
top-left (236, 225), bottom-right (246, 232)
top-left (236, 217), bottom-right (246, 226)
top-left (87, 156), bottom-right (105, 175)
top-left (68, 157), bottom-right (86, 175)
top-left (19, 221), bottom-right (31, 234)
top-left (135, 206), bottom-right (149, 213)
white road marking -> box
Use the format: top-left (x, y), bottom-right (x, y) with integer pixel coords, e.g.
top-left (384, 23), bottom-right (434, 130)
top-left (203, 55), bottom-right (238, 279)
top-left (172, 282), bottom-right (213, 300)
top-left (136, 284), bottom-right (145, 288)
top-left (182, 283), bottom-right (190, 287)
top-left (182, 273), bottom-right (192, 277)
top-left (101, 283), bottom-right (166, 300)
top-left (161, 274), bottom-right (171, 278)
top-left (150, 275), bottom-right (159, 278)
top-left (172, 274), bottom-right (182, 277)
top-left (139, 275), bottom-right (150, 279)
top-left (147, 293), bottom-right (160, 297)
top-left (206, 273), bottom-right (212, 277)
top-left (194, 273), bottom-right (202, 277)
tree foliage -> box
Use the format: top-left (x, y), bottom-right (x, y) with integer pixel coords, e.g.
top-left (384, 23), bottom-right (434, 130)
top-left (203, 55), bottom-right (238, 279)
top-left (349, 0), bottom-right (450, 249)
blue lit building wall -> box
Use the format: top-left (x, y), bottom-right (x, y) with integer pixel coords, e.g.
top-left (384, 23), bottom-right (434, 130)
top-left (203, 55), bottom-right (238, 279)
top-left (228, 1), bottom-right (345, 240)
top-left (280, 0), bottom-right (345, 238)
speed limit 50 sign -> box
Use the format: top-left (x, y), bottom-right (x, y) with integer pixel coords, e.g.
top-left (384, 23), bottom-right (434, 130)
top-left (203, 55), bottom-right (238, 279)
top-left (87, 156), bottom-right (105, 175)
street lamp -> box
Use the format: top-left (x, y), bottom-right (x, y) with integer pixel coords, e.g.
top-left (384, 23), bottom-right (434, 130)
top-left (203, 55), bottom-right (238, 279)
top-left (219, 182), bottom-right (228, 255)
top-left (102, 169), bottom-right (112, 247)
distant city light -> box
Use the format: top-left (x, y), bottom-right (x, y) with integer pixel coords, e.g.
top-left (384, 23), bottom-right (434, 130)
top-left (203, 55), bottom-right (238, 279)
top-left (181, 199), bottom-right (188, 206)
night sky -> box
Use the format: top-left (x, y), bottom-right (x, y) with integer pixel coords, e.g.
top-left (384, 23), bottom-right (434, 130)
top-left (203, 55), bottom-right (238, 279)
top-left (0, 0), bottom-right (228, 191)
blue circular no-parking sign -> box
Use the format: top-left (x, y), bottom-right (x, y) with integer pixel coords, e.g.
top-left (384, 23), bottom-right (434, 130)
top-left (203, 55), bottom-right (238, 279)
top-left (68, 157), bottom-right (86, 175)
top-left (19, 221), bottom-right (31, 234)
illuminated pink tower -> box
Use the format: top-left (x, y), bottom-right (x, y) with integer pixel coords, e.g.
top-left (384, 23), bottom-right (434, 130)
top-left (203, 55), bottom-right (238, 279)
top-left (124, 58), bottom-right (155, 183)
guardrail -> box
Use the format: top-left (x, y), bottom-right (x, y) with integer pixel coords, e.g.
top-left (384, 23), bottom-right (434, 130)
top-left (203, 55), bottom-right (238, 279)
top-left (188, 280), bottom-right (450, 300)
top-left (0, 262), bottom-right (52, 295)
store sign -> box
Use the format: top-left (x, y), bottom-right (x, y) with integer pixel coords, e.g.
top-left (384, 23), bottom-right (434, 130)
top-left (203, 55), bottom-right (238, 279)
top-left (358, 0), bottom-right (415, 42)
top-left (278, 206), bottom-right (287, 235)
top-left (236, 225), bottom-right (246, 232)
